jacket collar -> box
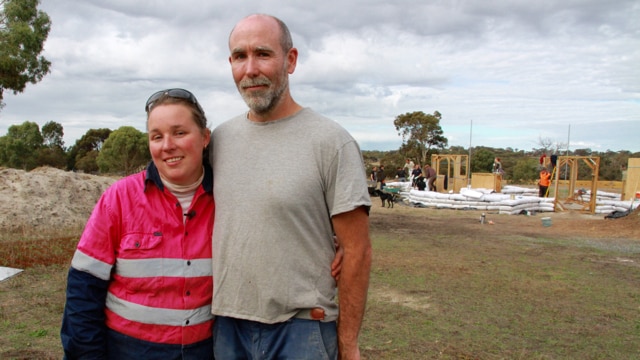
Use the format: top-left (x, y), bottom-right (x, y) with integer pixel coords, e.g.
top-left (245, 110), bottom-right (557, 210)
top-left (144, 161), bottom-right (213, 193)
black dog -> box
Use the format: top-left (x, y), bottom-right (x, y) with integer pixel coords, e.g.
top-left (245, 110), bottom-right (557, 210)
top-left (374, 189), bottom-right (396, 208)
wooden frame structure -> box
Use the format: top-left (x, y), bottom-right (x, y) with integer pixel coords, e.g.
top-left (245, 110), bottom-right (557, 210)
top-left (431, 154), bottom-right (469, 194)
top-left (551, 156), bottom-right (600, 213)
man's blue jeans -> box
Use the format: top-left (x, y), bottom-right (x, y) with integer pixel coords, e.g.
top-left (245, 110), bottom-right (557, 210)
top-left (213, 316), bottom-right (337, 359)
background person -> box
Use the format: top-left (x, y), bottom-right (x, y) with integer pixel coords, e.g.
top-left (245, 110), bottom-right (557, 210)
top-left (493, 157), bottom-right (505, 176)
top-left (538, 167), bottom-right (552, 197)
top-left (403, 158), bottom-right (414, 180)
top-left (210, 14), bottom-right (372, 360)
top-left (370, 166), bottom-right (377, 182)
top-left (424, 163), bottom-right (437, 192)
top-left (377, 164), bottom-right (386, 189)
top-left (61, 89), bottom-right (215, 359)
top-left (410, 163), bottom-right (422, 188)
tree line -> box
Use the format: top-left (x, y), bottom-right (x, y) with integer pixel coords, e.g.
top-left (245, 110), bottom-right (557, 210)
top-left (1, 112), bottom-right (637, 184)
top-left (0, 121), bottom-right (149, 174)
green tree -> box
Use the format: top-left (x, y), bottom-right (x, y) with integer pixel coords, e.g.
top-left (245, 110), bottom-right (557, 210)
top-left (0, 0), bottom-right (51, 109)
top-left (447, 145), bottom-right (468, 154)
top-left (37, 120), bottom-right (66, 168)
top-left (97, 126), bottom-right (149, 175)
top-left (41, 120), bottom-right (63, 148)
top-left (74, 150), bottom-right (99, 173)
top-left (394, 111), bottom-right (448, 165)
top-left (379, 150), bottom-right (406, 179)
top-left (597, 150), bottom-right (630, 181)
top-left (67, 128), bottom-right (112, 172)
top-left (470, 147), bottom-right (495, 174)
top-left (37, 144), bottom-right (66, 168)
top-left (398, 140), bottom-right (422, 165)
top-left (0, 120), bottom-right (42, 169)
top-left (511, 157), bottom-right (539, 184)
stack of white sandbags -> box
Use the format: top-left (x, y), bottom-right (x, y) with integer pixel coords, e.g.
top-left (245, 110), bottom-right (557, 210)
top-left (571, 189), bottom-right (639, 214)
top-left (406, 185), bottom-right (554, 214)
top-left (384, 182), bottom-right (636, 215)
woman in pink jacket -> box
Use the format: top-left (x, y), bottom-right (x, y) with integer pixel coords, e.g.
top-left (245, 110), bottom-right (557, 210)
top-left (61, 89), bottom-right (215, 359)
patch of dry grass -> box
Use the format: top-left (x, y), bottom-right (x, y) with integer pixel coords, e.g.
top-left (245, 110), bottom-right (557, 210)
top-left (361, 206), bottom-right (640, 359)
top-left (0, 236), bottom-right (78, 269)
top-left (0, 229), bottom-right (79, 360)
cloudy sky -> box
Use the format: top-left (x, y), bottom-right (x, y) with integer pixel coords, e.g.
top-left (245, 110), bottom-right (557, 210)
top-left (1, 0), bottom-right (639, 152)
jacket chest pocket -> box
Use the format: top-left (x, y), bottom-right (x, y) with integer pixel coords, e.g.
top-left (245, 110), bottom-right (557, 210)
top-left (116, 232), bottom-right (165, 292)
top-left (120, 232), bottom-right (163, 253)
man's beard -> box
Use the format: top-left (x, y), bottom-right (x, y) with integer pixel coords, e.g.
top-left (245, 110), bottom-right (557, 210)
top-left (238, 73), bottom-right (288, 115)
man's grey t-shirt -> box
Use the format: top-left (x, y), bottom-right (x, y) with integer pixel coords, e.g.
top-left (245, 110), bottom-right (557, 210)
top-left (210, 108), bottom-right (371, 323)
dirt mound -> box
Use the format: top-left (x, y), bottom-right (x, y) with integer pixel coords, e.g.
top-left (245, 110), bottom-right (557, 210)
top-left (0, 167), bottom-right (116, 233)
top-left (616, 206), bottom-right (640, 225)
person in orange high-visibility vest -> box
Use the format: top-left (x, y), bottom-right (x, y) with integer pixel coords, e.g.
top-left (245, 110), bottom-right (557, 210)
top-left (538, 168), bottom-right (552, 197)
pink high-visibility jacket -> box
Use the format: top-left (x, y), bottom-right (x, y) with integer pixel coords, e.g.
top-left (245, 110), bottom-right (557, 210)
top-left (67, 164), bottom-right (214, 346)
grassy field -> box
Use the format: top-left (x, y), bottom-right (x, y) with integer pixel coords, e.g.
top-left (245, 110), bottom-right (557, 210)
top-left (1, 207), bottom-right (640, 359)
top-left (360, 206), bottom-right (640, 359)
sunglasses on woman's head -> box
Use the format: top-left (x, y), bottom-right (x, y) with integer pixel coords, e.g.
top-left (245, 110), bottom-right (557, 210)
top-left (145, 88), bottom-right (205, 115)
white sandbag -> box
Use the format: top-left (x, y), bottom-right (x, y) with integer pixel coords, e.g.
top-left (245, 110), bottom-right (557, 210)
top-left (537, 203), bottom-right (555, 210)
top-left (464, 201), bottom-right (487, 207)
top-left (419, 191), bottom-right (440, 199)
top-left (460, 188), bottom-right (484, 199)
top-left (451, 204), bottom-right (471, 210)
top-left (409, 190), bottom-right (431, 200)
top-left (502, 185), bottom-right (536, 193)
top-left (436, 203), bottom-right (453, 209)
top-left (450, 194), bottom-right (468, 201)
top-left (512, 203), bottom-right (535, 211)
top-left (595, 208), bottom-right (615, 214)
top-left (593, 190), bottom-right (620, 199)
top-left (483, 194), bottom-right (509, 203)
top-left (434, 192), bottom-right (453, 200)
top-left (595, 205), bottom-right (615, 213)
top-left (599, 200), bottom-right (633, 208)
top-left (507, 198), bottom-right (540, 206)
